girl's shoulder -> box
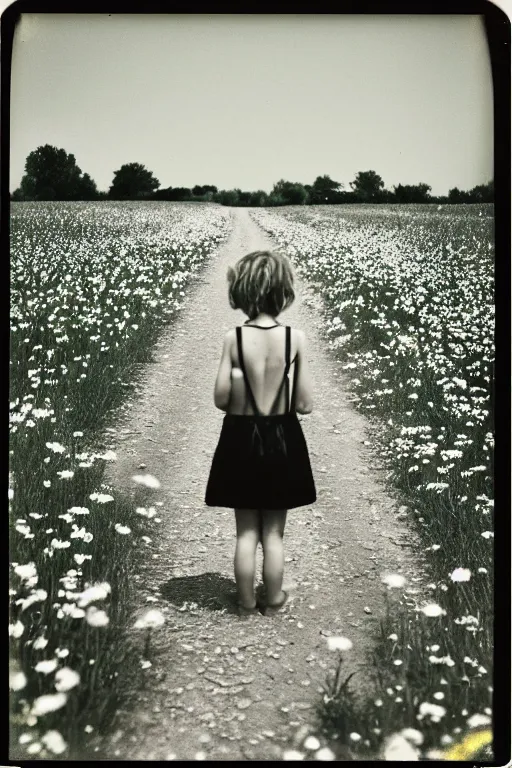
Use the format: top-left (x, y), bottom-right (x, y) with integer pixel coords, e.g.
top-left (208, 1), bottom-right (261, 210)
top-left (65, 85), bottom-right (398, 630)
top-left (288, 326), bottom-right (306, 347)
top-left (224, 324), bottom-right (306, 336)
top-left (222, 324), bottom-right (307, 348)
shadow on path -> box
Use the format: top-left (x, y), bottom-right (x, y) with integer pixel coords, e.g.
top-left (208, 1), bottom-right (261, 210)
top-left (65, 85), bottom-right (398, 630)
top-left (160, 572), bottom-right (241, 613)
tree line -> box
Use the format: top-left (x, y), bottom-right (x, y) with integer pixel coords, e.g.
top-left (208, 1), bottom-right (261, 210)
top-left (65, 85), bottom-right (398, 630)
top-left (11, 144), bottom-right (494, 205)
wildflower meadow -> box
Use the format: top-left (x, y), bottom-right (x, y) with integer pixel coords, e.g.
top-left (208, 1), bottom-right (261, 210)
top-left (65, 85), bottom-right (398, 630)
top-left (9, 201), bottom-right (232, 758)
top-left (250, 203), bottom-right (494, 761)
top-left (9, 199), bottom-right (495, 761)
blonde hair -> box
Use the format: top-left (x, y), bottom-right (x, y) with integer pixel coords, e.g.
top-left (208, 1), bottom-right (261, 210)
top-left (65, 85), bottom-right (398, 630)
top-left (227, 250), bottom-right (295, 320)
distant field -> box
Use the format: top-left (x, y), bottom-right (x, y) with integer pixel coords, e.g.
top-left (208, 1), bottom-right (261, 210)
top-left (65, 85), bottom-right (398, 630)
top-left (250, 202), bottom-right (494, 760)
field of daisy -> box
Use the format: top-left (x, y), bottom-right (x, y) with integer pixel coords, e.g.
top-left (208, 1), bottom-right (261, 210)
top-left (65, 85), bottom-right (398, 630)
top-left (250, 203), bottom-right (494, 761)
top-left (9, 201), bottom-right (232, 759)
top-left (9, 199), bottom-right (496, 761)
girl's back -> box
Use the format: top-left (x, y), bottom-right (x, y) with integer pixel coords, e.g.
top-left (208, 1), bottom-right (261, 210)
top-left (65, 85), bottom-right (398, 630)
top-left (229, 324), bottom-right (299, 417)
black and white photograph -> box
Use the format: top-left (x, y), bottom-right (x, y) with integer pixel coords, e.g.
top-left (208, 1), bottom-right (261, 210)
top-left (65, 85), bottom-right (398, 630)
top-left (6, 6), bottom-right (507, 763)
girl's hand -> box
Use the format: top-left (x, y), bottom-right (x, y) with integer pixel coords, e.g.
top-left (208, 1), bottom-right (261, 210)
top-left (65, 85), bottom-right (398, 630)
top-left (213, 330), bottom-right (233, 411)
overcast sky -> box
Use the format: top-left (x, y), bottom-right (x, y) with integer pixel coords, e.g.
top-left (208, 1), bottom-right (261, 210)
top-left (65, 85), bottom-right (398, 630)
top-left (10, 13), bottom-right (493, 195)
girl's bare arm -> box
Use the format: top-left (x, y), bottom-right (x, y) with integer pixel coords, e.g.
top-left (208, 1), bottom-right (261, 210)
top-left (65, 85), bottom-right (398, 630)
top-left (213, 330), bottom-right (233, 411)
top-left (294, 329), bottom-right (313, 414)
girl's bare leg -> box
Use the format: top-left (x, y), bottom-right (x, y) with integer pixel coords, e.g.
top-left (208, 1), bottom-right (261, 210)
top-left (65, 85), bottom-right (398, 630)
top-left (261, 509), bottom-right (287, 605)
top-left (234, 508), bottom-right (261, 609)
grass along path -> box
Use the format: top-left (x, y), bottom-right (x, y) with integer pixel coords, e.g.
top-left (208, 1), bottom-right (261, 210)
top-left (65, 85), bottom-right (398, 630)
top-left (99, 208), bottom-right (424, 760)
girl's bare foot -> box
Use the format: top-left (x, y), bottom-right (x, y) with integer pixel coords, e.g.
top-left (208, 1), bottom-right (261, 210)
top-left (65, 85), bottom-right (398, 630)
top-left (237, 601), bottom-right (260, 617)
top-left (263, 590), bottom-right (288, 616)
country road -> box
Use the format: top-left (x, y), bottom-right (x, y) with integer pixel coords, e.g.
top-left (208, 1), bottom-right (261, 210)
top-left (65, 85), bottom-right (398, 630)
top-left (100, 207), bottom-right (421, 761)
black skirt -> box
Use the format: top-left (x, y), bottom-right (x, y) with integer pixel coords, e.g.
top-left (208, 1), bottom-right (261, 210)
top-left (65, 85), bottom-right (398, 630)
top-left (205, 411), bottom-right (317, 510)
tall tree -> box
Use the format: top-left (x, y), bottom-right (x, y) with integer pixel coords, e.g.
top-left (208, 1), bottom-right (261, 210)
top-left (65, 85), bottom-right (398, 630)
top-left (248, 190), bottom-right (269, 206)
top-left (271, 179), bottom-right (308, 205)
top-left (392, 183), bottom-right (432, 203)
top-left (350, 170), bottom-right (385, 202)
top-left (16, 144), bottom-right (97, 200)
top-left (467, 180), bottom-right (494, 203)
top-left (234, 189), bottom-right (252, 206)
top-left (109, 163), bottom-right (160, 199)
top-left (309, 175), bottom-right (343, 204)
top-left (77, 173), bottom-right (99, 201)
top-left (448, 187), bottom-right (470, 203)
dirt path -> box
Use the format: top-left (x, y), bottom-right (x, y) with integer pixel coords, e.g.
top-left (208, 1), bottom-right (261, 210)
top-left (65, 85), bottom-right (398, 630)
top-left (101, 208), bottom-right (420, 760)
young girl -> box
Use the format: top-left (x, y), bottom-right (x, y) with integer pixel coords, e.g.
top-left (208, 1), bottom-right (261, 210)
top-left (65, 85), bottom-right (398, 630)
top-left (205, 250), bottom-right (316, 616)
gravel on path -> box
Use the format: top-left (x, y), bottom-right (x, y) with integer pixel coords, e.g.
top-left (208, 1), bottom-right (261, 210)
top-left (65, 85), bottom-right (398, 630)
top-left (101, 208), bottom-right (421, 760)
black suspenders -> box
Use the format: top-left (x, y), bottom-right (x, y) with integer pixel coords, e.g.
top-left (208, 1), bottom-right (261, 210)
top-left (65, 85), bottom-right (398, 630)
top-left (236, 326), bottom-right (262, 416)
